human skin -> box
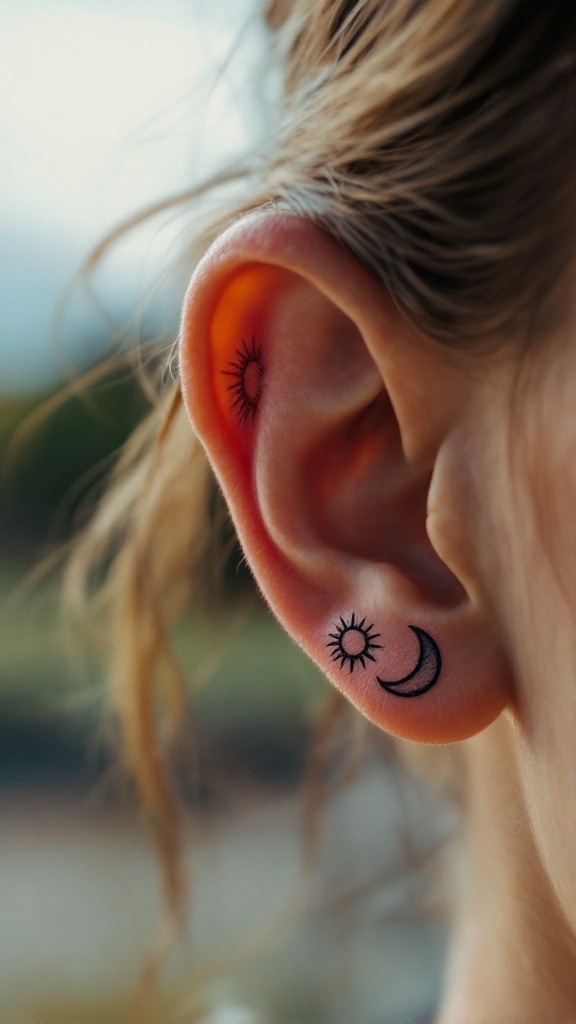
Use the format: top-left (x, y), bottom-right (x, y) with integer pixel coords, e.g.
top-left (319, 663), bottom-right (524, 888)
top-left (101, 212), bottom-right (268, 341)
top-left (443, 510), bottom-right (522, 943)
top-left (179, 211), bottom-right (576, 1021)
top-left (438, 303), bottom-right (576, 1022)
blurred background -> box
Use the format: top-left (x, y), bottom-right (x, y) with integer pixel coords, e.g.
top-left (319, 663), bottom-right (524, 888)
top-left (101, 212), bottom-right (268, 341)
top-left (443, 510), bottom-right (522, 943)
top-left (0, 2), bottom-right (449, 1021)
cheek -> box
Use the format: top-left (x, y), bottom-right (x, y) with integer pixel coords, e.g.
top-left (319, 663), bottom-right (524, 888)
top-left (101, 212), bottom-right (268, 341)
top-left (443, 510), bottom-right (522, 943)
top-left (527, 404), bottom-right (576, 606)
top-left (518, 673), bottom-right (576, 932)
top-left (503, 364), bottom-right (576, 927)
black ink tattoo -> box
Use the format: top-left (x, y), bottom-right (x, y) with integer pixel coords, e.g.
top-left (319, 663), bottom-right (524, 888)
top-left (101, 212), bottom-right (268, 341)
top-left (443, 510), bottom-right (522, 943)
top-left (376, 626), bottom-right (441, 698)
top-left (222, 337), bottom-right (265, 424)
top-left (327, 612), bottom-right (381, 673)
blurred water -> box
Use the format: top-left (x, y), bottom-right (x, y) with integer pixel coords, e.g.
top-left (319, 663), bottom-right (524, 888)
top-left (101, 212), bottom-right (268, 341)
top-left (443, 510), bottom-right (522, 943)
top-left (0, 766), bottom-right (448, 1023)
top-left (0, 570), bottom-right (450, 1021)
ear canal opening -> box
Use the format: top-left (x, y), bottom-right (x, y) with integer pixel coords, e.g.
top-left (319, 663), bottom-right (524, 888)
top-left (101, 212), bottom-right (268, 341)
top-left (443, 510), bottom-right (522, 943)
top-left (304, 391), bottom-right (467, 609)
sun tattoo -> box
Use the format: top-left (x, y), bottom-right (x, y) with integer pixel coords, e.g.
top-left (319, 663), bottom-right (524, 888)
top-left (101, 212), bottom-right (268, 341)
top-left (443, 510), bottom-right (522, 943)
top-left (222, 337), bottom-right (265, 424)
top-left (327, 612), bottom-right (382, 673)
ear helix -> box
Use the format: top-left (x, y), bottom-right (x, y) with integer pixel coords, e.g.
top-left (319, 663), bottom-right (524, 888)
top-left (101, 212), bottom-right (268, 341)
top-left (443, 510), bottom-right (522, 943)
top-left (206, 263), bottom-right (283, 448)
top-left (221, 336), bottom-right (266, 425)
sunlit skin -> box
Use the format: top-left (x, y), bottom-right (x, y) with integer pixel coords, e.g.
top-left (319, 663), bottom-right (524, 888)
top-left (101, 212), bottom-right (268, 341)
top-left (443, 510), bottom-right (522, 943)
top-left (221, 337), bottom-right (265, 423)
top-left (211, 265), bottom-right (280, 437)
top-left (180, 211), bottom-right (576, 1021)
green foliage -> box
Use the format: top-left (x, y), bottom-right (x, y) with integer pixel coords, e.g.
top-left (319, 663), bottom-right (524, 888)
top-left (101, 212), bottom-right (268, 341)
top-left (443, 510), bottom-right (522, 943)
top-left (0, 365), bottom-right (327, 787)
top-left (0, 369), bottom-right (150, 544)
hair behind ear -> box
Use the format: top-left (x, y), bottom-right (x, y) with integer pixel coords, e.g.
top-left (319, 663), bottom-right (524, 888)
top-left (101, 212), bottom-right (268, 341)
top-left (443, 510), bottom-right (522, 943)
top-left (270, 0), bottom-right (576, 345)
top-left (61, 381), bottom-right (211, 933)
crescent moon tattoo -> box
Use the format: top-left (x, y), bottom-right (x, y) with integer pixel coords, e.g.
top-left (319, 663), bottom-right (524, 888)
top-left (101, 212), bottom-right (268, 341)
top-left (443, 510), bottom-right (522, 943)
top-left (376, 626), bottom-right (441, 698)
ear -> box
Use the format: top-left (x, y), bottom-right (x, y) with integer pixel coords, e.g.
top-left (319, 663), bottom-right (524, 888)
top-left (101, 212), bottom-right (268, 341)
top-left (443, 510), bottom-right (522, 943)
top-left (179, 211), bottom-right (511, 744)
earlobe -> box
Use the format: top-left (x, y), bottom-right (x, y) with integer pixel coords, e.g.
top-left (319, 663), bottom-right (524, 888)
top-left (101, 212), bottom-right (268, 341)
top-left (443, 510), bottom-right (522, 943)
top-left (179, 211), bottom-right (511, 745)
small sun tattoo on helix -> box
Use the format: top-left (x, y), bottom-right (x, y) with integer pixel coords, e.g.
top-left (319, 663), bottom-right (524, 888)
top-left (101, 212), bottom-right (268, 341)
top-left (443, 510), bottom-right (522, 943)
top-left (327, 612), bottom-right (382, 673)
top-left (221, 337), bottom-right (265, 424)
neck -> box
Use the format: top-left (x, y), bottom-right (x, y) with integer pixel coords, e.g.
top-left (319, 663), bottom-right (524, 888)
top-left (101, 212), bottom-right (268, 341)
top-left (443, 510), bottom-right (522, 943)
top-left (436, 715), bottom-right (576, 1024)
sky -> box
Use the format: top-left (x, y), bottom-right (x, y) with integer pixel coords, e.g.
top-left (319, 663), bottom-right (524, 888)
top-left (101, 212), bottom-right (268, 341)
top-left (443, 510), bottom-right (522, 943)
top-left (0, 0), bottom-right (261, 393)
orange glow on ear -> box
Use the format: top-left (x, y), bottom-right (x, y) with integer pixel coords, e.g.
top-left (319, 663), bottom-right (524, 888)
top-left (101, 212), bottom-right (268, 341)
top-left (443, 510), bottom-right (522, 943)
top-left (211, 264), bottom-right (283, 436)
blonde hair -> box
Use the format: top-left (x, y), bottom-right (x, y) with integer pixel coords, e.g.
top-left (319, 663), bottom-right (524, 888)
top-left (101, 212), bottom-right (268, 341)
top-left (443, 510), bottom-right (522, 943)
top-left (63, 0), bottom-right (576, 964)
